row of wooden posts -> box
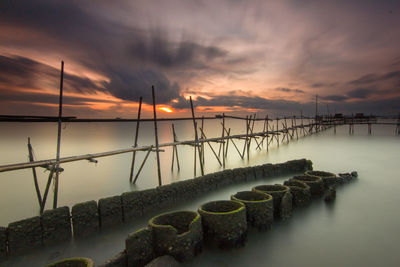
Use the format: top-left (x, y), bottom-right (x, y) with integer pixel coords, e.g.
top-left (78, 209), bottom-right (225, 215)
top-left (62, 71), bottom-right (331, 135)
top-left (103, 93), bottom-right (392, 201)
top-left (1, 61), bottom-right (398, 215)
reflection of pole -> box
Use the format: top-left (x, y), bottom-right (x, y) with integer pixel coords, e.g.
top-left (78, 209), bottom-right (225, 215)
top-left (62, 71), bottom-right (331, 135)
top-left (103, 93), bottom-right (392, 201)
top-left (53, 61), bottom-right (64, 209)
top-left (152, 86), bottom-right (162, 186)
top-left (130, 97), bottom-right (142, 183)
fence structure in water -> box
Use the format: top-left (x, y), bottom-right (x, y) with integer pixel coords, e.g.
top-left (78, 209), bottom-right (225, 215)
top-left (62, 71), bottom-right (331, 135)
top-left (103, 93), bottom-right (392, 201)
top-left (0, 61), bottom-right (398, 215)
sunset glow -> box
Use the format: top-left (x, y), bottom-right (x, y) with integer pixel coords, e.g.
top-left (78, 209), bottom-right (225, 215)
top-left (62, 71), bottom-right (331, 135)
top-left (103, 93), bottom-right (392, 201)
top-left (0, 0), bottom-right (399, 118)
top-left (159, 107), bottom-right (173, 113)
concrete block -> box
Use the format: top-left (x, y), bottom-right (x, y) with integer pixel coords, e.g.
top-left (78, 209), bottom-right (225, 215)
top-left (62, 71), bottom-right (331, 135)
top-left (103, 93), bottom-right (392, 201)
top-left (280, 191), bottom-right (293, 220)
top-left (71, 200), bottom-right (100, 237)
top-left (0, 226), bottom-right (7, 261)
top-left (141, 189), bottom-right (161, 214)
top-left (198, 200), bottom-right (247, 248)
top-left (156, 184), bottom-right (177, 208)
top-left (292, 175), bottom-right (324, 196)
top-left (98, 195), bottom-right (123, 228)
top-left (149, 211), bottom-right (203, 261)
top-left (262, 164), bottom-right (274, 177)
top-left (121, 191), bottom-right (142, 222)
top-left (126, 228), bottom-right (154, 267)
top-left (245, 167), bottom-right (257, 181)
top-left (8, 216), bottom-right (42, 256)
top-left (253, 184), bottom-right (290, 219)
top-left (231, 191), bottom-right (273, 230)
top-left (98, 251), bottom-right (127, 267)
top-left (253, 165), bottom-right (264, 180)
top-left (283, 180), bottom-right (311, 207)
top-left (42, 206), bottom-right (71, 245)
top-left (231, 168), bottom-right (247, 183)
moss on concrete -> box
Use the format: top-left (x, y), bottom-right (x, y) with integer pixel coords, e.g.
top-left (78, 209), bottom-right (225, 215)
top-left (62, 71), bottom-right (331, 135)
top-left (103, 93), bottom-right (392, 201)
top-left (198, 200), bottom-right (247, 248)
top-left (45, 257), bottom-right (94, 267)
top-left (292, 175), bottom-right (324, 196)
top-left (231, 191), bottom-right (273, 230)
top-left (149, 211), bottom-right (202, 261)
top-left (71, 200), bottom-right (99, 238)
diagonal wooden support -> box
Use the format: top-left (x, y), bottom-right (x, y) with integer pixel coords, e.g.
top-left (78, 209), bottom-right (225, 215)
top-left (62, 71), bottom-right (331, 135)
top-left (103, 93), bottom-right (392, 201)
top-left (27, 137), bottom-right (42, 209)
top-left (199, 127), bottom-right (222, 166)
top-left (129, 97), bottom-right (142, 183)
top-left (221, 124), bottom-right (244, 159)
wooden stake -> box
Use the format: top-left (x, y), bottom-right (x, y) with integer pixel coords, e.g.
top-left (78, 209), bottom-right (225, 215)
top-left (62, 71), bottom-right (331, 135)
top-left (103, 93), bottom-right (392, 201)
top-left (225, 128), bottom-right (230, 157)
top-left (53, 61), bottom-right (64, 209)
top-left (190, 97), bottom-right (204, 176)
top-left (133, 146), bottom-right (152, 183)
top-left (199, 127), bottom-right (222, 166)
top-left (152, 85), bottom-right (162, 186)
top-left (222, 113), bottom-right (226, 168)
top-left (41, 167), bottom-right (55, 214)
top-left (130, 97), bottom-right (142, 183)
top-left (221, 124), bottom-right (244, 159)
top-left (171, 124), bottom-right (180, 171)
top-left (27, 138), bottom-right (42, 210)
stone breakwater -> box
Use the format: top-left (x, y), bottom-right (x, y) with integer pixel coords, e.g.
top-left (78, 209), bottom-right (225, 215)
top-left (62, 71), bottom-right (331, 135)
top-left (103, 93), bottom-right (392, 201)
top-left (0, 159), bottom-right (313, 262)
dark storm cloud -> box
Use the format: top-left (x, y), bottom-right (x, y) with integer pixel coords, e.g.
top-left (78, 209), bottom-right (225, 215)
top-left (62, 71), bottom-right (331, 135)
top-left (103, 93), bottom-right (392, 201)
top-left (0, 55), bottom-right (181, 105)
top-left (172, 92), bottom-right (312, 114)
top-left (275, 87), bottom-right (305, 94)
top-left (106, 68), bottom-right (180, 103)
top-left (0, 0), bottom-right (231, 105)
top-left (129, 36), bottom-right (228, 69)
top-left (0, 55), bottom-right (104, 93)
top-left (320, 95), bottom-right (348, 102)
top-left (347, 88), bottom-right (374, 99)
top-left (348, 71), bottom-right (400, 85)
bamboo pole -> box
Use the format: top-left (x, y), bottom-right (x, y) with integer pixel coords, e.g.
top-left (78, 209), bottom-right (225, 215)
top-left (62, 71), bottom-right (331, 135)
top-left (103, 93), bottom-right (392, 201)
top-left (130, 97), bottom-right (142, 183)
top-left (133, 146), bottom-right (153, 183)
top-left (221, 124), bottom-right (243, 159)
top-left (190, 97), bottom-right (204, 176)
top-left (53, 61), bottom-right (64, 209)
top-left (41, 167), bottom-right (55, 214)
top-left (171, 124), bottom-right (180, 171)
top-left (201, 116), bottom-right (205, 165)
top-left (199, 127), bottom-right (222, 166)
top-left (27, 138), bottom-right (42, 209)
top-left (225, 128), bottom-right (230, 157)
top-left (222, 113), bottom-right (226, 168)
top-left (152, 85), bottom-right (162, 186)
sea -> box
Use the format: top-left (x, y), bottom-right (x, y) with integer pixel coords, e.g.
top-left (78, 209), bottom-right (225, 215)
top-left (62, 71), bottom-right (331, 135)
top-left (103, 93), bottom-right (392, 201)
top-left (0, 118), bottom-right (399, 266)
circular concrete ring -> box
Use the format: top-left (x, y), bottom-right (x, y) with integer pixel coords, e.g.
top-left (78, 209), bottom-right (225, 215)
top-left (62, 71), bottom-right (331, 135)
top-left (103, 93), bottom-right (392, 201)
top-left (292, 175), bottom-right (324, 196)
top-left (198, 200), bottom-right (247, 248)
top-left (305, 170), bottom-right (343, 187)
top-left (231, 191), bottom-right (273, 230)
top-left (149, 211), bottom-right (202, 261)
top-left (284, 180), bottom-right (311, 207)
top-left (45, 257), bottom-right (94, 267)
top-left (252, 184), bottom-right (290, 219)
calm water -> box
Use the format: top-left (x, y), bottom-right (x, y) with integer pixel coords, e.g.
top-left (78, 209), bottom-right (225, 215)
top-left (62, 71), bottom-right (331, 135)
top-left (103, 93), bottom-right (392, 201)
top-left (1, 120), bottom-right (400, 267)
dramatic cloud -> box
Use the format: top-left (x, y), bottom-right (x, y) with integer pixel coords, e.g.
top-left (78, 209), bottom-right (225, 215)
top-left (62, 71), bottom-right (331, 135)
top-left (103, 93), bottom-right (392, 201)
top-left (348, 71), bottom-right (400, 85)
top-left (320, 95), bottom-right (348, 102)
top-left (1, 0), bottom-right (400, 116)
top-left (347, 88), bottom-right (374, 99)
top-left (275, 87), bottom-right (305, 94)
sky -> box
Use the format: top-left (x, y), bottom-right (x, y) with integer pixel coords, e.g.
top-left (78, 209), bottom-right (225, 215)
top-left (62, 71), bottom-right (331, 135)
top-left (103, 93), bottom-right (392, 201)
top-left (1, 0), bottom-right (400, 118)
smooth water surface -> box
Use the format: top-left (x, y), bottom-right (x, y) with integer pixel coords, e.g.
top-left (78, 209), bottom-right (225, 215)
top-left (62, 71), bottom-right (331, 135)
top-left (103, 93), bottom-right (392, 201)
top-left (1, 120), bottom-right (400, 267)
